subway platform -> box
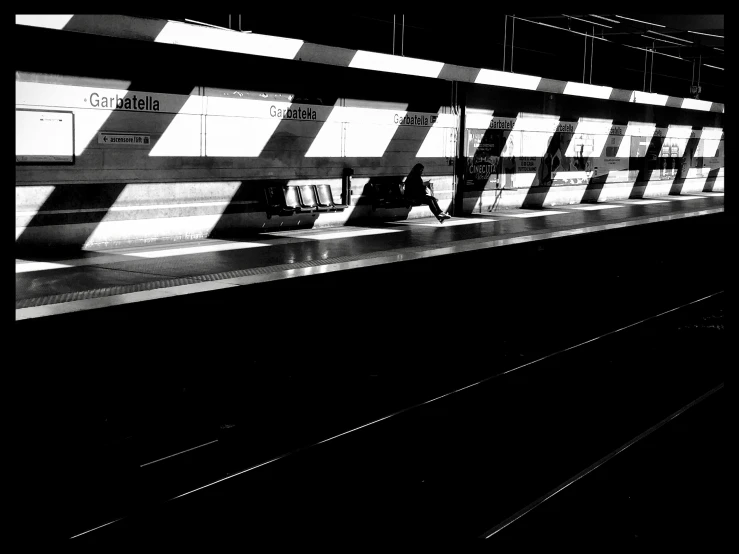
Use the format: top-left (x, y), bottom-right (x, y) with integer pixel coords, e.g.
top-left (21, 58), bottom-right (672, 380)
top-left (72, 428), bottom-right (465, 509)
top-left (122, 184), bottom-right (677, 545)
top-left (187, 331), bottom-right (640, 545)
top-left (16, 192), bottom-right (724, 320)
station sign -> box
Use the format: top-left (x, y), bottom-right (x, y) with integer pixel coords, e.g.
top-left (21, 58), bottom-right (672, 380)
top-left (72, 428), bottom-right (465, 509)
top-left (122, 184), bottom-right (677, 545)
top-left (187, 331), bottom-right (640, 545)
top-left (98, 133), bottom-right (150, 145)
top-left (394, 112), bottom-right (438, 126)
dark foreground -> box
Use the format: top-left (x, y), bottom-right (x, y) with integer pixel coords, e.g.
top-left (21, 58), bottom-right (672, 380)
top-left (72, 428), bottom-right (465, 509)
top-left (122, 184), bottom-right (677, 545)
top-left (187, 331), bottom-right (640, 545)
top-left (20, 213), bottom-right (726, 545)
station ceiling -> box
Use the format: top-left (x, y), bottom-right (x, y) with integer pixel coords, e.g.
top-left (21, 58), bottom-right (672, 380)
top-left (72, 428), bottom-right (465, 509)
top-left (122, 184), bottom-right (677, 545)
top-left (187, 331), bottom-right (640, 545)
top-left (126, 13), bottom-right (725, 103)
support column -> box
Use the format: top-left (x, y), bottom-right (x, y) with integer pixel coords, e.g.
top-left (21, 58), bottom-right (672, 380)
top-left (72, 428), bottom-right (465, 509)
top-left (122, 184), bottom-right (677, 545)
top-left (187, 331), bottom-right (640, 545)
top-left (453, 82), bottom-right (467, 216)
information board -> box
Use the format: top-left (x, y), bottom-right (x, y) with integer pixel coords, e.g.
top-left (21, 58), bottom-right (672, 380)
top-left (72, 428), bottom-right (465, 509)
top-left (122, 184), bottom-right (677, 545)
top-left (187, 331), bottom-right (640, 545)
top-left (16, 109), bottom-right (74, 163)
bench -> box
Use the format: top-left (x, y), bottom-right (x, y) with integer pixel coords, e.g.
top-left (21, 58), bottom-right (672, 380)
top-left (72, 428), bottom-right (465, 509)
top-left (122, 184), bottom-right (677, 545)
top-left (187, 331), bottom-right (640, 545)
top-left (265, 184), bottom-right (347, 218)
top-left (300, 184), bottom-right (348, 212)
top-left (370, 180), bottom-right (434, 211)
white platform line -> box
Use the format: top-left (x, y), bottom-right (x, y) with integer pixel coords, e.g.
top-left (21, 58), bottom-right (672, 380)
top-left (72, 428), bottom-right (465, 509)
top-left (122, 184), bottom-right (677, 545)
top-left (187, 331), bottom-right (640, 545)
top-left (388, 218), bottom-right (497, 227)
top-left (614, 199), bottom-right (669, 205)
top-left (268, 228), bottom-right (404, 240)
top-left (565, 204), bottom-right (624, 211)
top-left (500, 210), bottom-right (570, 218)
top-left (15, 261), bottom-right (73, 273)
top-left (16, 241), bottom-right (271, 273)
top-left (665, 195), bottom-right (709, 201)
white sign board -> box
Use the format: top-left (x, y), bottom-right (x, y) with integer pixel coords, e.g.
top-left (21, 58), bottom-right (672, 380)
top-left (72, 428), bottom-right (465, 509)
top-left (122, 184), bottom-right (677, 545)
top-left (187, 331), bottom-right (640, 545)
top-left (16, 109), bottom-right (74, 163)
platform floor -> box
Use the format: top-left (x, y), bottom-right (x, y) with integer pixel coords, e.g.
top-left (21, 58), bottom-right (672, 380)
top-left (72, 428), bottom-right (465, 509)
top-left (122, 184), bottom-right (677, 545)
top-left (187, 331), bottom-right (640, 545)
top-left (16, 193), bottom-right (724, 320)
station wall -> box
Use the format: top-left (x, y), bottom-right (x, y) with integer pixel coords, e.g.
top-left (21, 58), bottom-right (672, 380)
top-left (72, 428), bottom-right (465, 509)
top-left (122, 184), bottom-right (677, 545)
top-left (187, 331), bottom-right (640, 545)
top-left (15, 22), bottom-right (723, 250)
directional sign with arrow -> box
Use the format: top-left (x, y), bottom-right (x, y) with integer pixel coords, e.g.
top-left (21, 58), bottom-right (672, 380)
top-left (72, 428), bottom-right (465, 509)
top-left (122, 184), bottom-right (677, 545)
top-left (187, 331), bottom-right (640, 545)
top-left (98, 133), bottom-right (151, 145)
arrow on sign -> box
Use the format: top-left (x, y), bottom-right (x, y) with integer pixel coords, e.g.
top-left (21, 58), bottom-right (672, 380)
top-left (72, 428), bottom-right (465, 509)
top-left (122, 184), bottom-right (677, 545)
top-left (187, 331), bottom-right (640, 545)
top-left (104, 136), bottom-right (108, 142)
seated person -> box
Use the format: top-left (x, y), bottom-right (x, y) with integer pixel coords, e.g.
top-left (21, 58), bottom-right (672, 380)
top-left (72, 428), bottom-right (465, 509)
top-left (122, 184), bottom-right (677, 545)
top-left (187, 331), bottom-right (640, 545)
top-left (404, 163), bottom-right (450, 223)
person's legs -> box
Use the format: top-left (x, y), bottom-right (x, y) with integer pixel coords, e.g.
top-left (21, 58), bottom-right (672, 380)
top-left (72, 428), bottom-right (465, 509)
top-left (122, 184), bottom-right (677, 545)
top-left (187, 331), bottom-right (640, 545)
top-left (429, 196), bottom-right (443, 216)
top-left (429, 196), bottom-right (450, 219)
top-left (420, 196), bottom-right (442, 217)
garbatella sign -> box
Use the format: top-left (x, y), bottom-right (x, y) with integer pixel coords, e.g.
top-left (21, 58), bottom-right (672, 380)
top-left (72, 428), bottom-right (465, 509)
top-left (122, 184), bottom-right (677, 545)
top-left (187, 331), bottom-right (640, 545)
top-left (394, 113), bottom-right (438, 126)
top-left (269, 105), bottom-right (317, 120)
top-left (87, 92), bottom-right (160, 111)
